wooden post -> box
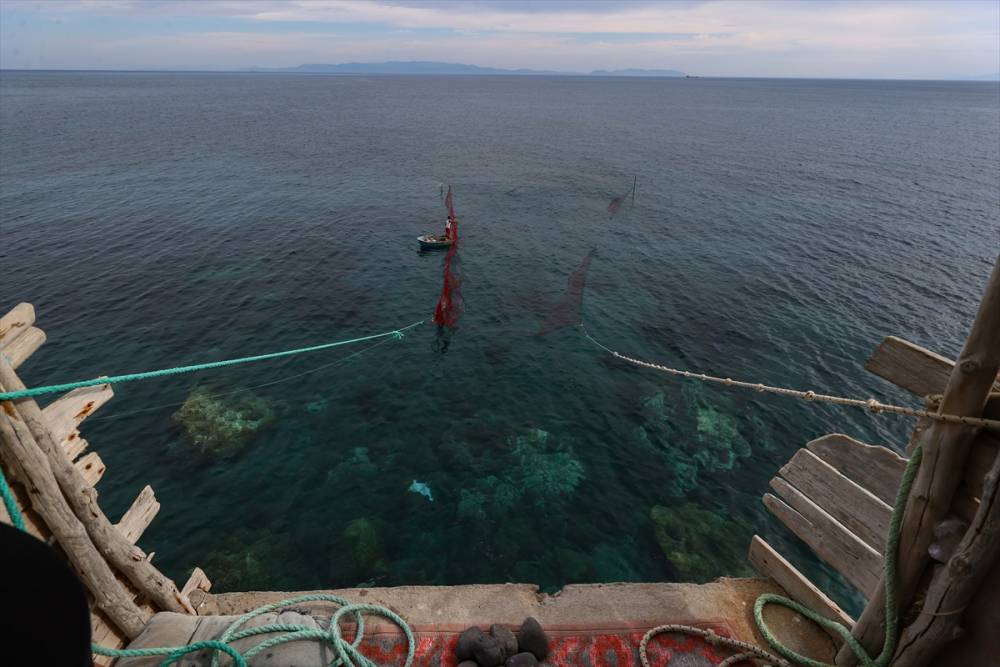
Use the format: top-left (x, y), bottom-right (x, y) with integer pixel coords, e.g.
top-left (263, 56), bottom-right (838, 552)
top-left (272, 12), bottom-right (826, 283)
top-left (837, 255), bottom-right (1000, 664)
top-left (0, 357), bottom-right (190, 615)
top-left (0, 402), bottom-right (146, 638)
top-left (891, 437), bottom-right (1000, 666)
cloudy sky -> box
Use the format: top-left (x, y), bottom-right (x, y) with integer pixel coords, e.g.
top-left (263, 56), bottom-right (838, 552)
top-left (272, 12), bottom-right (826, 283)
top-left (1, 0), bottom-right (998, 79)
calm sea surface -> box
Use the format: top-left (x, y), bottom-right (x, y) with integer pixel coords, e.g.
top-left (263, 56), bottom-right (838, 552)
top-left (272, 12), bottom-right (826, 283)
top-left (2, 72), bottom-right (998, 613)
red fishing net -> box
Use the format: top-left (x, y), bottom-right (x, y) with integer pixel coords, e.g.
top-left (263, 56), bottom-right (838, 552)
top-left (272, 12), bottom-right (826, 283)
top-left (537, 249), bottom-right (595, 335)
top-left (433, 187), bottom-right (463, 328)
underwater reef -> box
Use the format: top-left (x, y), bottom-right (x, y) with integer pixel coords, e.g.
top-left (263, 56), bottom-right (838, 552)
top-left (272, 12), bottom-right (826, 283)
top-left (455, 428), bottom-right (585, 522)
top-left (634, 382), bottom-right (753, 495)
top-left (173, 387), bottom-right (275, 455)
top-left (649, 502), bottom-right (754, 582)
top-left (340, 516), bottom-right (389, 581)
top-left (200, 528), bottom-right (299, 592)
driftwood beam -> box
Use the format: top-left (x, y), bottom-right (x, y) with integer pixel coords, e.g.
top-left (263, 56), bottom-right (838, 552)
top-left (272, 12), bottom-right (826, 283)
top-left (891, 435), bottom-right (1000, 666)
top-left (0, 401), bottom-right (146, 638)
top-left (838, 256), bottom-right (1000, 665)
top-left (0, 356), bottom-right (189, 616)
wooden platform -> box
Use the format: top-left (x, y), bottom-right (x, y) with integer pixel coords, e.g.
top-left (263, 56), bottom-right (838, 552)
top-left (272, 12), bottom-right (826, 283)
top-left (749, 333), bottom-right (999, 665)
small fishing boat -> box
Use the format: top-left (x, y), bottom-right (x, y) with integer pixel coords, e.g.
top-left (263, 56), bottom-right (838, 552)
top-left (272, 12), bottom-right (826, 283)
top-left (419, 185), bottom-right (458, 251)
top-left (417, 233), bottom-right (454, 251)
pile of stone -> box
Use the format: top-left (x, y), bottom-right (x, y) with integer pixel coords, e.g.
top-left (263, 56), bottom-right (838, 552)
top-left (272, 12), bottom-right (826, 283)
top-left (455, 617), bottom-right (550, 667)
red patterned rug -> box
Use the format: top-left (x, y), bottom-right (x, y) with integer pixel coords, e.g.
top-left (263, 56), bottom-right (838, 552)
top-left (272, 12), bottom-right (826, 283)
top-left (355, 621), bottom-right (749, 666)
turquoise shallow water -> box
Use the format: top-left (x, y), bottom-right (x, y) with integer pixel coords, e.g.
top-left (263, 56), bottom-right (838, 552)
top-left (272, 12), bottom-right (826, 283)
top-left (1, 72), bottom-right (998, 614)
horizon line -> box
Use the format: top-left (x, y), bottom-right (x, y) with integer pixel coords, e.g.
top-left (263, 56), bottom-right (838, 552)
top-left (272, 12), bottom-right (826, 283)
top-left (2, 68), bottom-right (998, 83)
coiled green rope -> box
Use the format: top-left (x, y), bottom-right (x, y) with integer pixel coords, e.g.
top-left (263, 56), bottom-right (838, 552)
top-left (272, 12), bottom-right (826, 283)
top-left (0, 319), bottom-right (425, 401)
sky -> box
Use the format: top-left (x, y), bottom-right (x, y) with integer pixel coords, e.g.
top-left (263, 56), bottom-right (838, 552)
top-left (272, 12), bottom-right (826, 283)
top-left (1, 0), bottom-right (998, 79)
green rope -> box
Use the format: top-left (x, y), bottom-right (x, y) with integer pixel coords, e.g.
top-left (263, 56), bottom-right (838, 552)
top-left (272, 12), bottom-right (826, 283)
top-left (91, 593), bottom-right (416, 667)
top-left (753, 444), bottom-right (923, 667)
top-left (0, 320), bottom-right (424, 401)
top-left (0, 465), bottom-right (415, 666)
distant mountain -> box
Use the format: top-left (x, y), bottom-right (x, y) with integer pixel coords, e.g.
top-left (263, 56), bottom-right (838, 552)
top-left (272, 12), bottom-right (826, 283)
top-left (247, 61), bottom-right (570, 76)
top-left (245, 61), bottom-right (687, 77)
top-left (590, 68), bottom-right (686, 78)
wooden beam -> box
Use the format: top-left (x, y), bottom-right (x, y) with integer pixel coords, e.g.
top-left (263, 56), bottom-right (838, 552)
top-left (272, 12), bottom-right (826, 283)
top-left (749, 535), bottom-right (855, 631)
top-left (780, 449), bottom-right (891, 553)
top-left (840, 256), bottom-right (1000, 665)
top-left (3, 327), bottom-right (46, 369)
top-left (42, 383), bottom-right (114, 444)
top-left (0, 401), bottom-right (146, 638)
top-left (806, 434), bottom-right (905, 506)
top-left (0, 303), bottom-right (35, 348)
top-left (74, 452), bottom-right (105, 487)
top-left (116, 485), bottom-right (160, 544)
top-left (892, 432), bottom-right (1000, 666)
top-left (0, 357), bottom-right (189, 616)
top-left (866, 335), bottom-right (1000, 399)
top-left (62, 430), bottom-right (89, 461)
top-left (180, 567), bottom-right (212, 599)
top-left (765, 484), bottom-right (882, 597)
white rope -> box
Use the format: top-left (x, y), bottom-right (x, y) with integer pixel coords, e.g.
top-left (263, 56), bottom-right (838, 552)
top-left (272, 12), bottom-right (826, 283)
top-left (581, 326), bottom-right (1000, 432)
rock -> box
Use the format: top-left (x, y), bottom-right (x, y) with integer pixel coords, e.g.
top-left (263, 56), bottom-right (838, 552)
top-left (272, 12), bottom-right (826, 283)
top-left (456, 626), bottom-right (486, 661)
top-left (518, 617), bottom-right (550, 660)
top-left (472, 633), bottom-right (503, 667)
top-left (457, 662), bottom-right (479, 667)
top-left (506, 653), bottom-right (538, 667)
top-left (491, 623), bottom-right (518, 661)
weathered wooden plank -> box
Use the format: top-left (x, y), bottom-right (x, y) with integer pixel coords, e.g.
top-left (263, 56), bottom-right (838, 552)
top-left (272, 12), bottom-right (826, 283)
top-left (0, 303), bottom-right (35, 348)
top-left (42, 383), bottom-right (114, 444)
top-left (62, 430), bottom-right (89, 461)
top-left (116, 486), bottom-right (160, 544)
top-left (3, 326), bottom-right (46, 369)
top-left (866, 335), bottom-right (1000, 399)
top-left (765, 482), bottom-right (882, 597)
top-left (90, 609), bottom-right (128, 667)
top-left (180, 567), bottom-right (212, 599)
top-left (75, 451), bottom-right (106, 487)
top-left (806, 434), bottom-right (906, 506)
top-left (749, 535), bottom-right (855, 630)
top-left (866, 336), bottom-right (958, 397)
top-left (780, 449), bottom-right (891, 553)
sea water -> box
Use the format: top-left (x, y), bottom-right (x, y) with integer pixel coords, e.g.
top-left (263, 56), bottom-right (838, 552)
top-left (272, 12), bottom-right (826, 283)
top-left (2, 72), bottom-right (998, 613)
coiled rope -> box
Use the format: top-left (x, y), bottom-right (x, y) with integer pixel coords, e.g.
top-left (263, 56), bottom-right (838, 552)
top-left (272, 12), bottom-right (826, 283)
top-left (0, 319), bottom-right (425, 401)
top-left (581, 325), bottom-right (1000, 430)
top-left (91, 593), bottom-right (415, 667)
top-left (582, 325), bottom-right (929, 666)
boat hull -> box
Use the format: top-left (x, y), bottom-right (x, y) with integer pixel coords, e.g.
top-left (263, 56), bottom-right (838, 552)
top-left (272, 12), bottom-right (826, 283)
top-left (418, 235), bottom-right (454, 250)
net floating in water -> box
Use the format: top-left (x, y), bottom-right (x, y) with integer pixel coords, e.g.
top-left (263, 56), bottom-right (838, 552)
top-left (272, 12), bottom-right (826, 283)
top-left (433, 186), bottom-right (463, 328)
top-left (538, 249), bottom-right (595, 336)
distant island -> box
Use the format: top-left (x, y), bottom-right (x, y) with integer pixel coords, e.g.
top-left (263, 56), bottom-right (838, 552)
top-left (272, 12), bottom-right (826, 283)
top-left (245, 61), bottom-right (687, 78)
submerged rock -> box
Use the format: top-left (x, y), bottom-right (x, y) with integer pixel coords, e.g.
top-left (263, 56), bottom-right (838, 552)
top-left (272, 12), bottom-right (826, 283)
top-left (649, 503), bottom-right (754, 582)
top-left (173, 387), bottom-right (274, 455)
top-left (518, 617), bottom-right (550, 660)
top-left (342, 517), bottom-right (388, 579)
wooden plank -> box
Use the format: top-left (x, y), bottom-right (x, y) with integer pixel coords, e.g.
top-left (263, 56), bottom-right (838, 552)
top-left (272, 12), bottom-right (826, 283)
top-left (765, 483), bottom-right (882, 597)
top-left (42, 383), bottom-right (114, 444)
top-left (806, 434), bottom-right (906, 506)
top-left (90, 609), bottom-right (128, 667)
top-left (3, 327), bottom-right (46, 369)
top-left (62, 430), bottom-right (89, 461)
top-left (74, 451), bottom-right (106, 487)
top-left (0, 303), bottom-right (35, 348)
top-left (116, 486), bottom-right (160, 544)
top-left (780, 449), bottom-right (891, 553)
top-left (866, 335), bottom-right (1000, 398)
top-left (749, 535), bottom-right (855, 630)
top-left (180, 567), bottom-right (212, 598)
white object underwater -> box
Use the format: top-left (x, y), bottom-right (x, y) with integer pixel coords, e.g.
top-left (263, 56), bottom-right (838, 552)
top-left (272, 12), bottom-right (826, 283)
top-left (408, 480), bottom-right (434, 502)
